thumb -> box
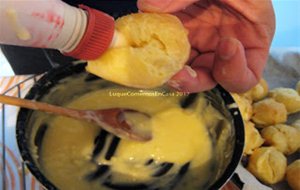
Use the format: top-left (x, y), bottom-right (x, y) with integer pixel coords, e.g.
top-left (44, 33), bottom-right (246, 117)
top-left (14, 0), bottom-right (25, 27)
top-left (137, 0), bottom-right (198, 13)
top-left (212, 37), bottom-right (260, 93)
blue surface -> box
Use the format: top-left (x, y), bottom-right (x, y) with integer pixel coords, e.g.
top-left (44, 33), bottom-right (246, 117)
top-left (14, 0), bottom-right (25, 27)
top-left (271, 0), bottom-right (300, 49)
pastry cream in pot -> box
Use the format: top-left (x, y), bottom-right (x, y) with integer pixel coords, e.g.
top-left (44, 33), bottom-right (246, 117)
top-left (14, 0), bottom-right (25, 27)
top-left (27, 73), bottom-right (234, 190)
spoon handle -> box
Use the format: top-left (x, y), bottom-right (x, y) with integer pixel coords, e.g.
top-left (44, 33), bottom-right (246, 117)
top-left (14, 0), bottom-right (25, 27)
top-left (0, 94), bottom-right (151, 142)
top-left (0, 94), bottom-right (82, 119)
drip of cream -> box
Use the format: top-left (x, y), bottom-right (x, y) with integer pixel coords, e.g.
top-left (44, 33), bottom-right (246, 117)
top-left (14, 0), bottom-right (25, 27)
top-left (109, 30), bottom-right (128, 48)
top-left (6, 8), bottom-right (31, 41)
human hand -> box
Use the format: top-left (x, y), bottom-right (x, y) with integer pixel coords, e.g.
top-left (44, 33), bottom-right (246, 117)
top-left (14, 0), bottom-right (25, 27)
top-left (137, 0), bottom-right (275, 93)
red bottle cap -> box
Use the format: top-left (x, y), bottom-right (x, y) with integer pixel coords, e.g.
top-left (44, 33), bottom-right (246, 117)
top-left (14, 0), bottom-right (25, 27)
top-left (64, 4), bottom-right (115, 60)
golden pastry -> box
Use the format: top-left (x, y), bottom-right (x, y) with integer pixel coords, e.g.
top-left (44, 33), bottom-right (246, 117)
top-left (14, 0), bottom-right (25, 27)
top-left (286, 160), bottom-right (300, 190)
top-left (261, 125), bottom-right (288, 154)
top-left (231, 93), bottom-right (253, 121)
top-left (252, 98), bottom-right (287, 127)
top-left (243, 121), bottom-right (264, 155)
top-left (86, 13), bottom-right (190, 88)
top-left (292, 119), bottom-right (300, 131)
top-left (296, 81), bottom-right (300, 95)
top-left (269, 88), bottom-right (300, 114)
top-left (247, 147), bottom-right (287, 185)
top-left (261, 124), bottom-right (300, 155)
top-left (243, 78), bottom-right (269, 102)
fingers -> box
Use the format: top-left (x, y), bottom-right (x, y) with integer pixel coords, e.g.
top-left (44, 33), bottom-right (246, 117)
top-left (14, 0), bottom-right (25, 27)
top-left (220, 0), bottom-right (275, 37)
top-left (169, 38), bottom-right (268, 93)
top-left (167, 65), bottom-right (217, 92)
top-left (137, 0), bottom-right (198, 13)
top-left (212, 37), bottom-right (265, 93)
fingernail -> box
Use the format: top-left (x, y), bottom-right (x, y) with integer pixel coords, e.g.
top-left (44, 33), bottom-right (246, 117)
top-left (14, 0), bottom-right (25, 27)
top-left (217, 38), bottom-right (238, 60)
top-left (184, 65), bottom-right (197, 78)
top-left (167, 80), bottom-right (182, 90)
top-left (138, 0), bottom-right (172, 11)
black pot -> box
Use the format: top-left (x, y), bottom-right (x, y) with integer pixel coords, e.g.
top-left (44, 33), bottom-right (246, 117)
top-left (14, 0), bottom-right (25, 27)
top-left (16, 63), bottom-right (244, 190)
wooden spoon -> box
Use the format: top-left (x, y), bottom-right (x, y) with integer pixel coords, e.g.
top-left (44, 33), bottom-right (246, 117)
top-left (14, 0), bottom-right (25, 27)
top-left (0, 95), bottom-right (152, 142)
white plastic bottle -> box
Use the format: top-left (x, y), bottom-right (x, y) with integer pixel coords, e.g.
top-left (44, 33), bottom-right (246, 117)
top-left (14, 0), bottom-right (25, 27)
top-left (0, 0), bottom-right (115, 60)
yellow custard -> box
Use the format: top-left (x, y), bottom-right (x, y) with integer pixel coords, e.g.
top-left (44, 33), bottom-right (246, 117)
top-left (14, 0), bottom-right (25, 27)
top-left (28, 76), bottom-right (233, 190)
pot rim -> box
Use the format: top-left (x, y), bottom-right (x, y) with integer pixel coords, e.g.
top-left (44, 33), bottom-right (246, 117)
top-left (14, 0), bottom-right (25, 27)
top-left (16, 63), bottom-right (244, 190)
